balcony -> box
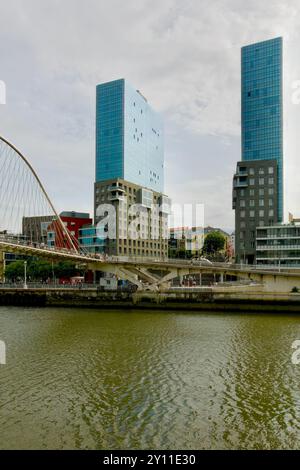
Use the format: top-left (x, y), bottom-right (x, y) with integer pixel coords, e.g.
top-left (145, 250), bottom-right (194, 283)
top-left (109, 193), bottom-right (126, 202)
top-left (236, 169), bottom-right (248, 177)
top-left (107, 185), bottom-right (125, 193)
top-left (233, 179), bottom-right (248, 188)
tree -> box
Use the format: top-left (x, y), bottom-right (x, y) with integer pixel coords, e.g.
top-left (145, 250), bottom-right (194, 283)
top-left (5, 259), bottom-right (53, 282)
top-left (202, 232), bottom-right (226, 257)
top-left (54, 261), bottom-right (81, 279)
top-left (5, 260), bottom-right (26, 281)
top-left (28, 260), bottom-right (52, 281)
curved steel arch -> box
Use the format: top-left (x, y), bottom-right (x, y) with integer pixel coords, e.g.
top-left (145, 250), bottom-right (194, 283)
top-left (0, 135), bottom-right (78, 253)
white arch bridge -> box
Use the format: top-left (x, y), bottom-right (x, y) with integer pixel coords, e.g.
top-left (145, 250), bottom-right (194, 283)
top-left (0, 135), bottom-right (300, 293)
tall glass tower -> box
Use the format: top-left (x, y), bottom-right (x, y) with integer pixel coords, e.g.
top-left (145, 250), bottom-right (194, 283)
top-left (241, 36), bottom-right (283, 221)
top-left (233, 37), bottom-right (284, 264)
top-left (94, 79), bottom-right (169, 259)
top-left (95, 78), bottom-right (164, 193)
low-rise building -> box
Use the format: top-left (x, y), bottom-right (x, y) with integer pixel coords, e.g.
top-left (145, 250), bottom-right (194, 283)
top-left (256, 222), bottom-right (300, 268)
top-left (47, 211), bottom-right (92, 249)
top-left (78, 224), bottom-right (106, 255)
top-left (168, 227), bottom-right (204, 259)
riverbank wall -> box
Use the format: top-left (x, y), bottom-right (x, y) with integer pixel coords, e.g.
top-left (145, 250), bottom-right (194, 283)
top-left (1, 286), bottom-right (300, 312)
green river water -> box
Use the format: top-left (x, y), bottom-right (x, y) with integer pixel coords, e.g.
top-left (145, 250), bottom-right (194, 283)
top-left (1, 306), bottom-right (300, 449)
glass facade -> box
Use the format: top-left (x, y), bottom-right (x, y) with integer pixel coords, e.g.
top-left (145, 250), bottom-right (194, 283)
top-left (78, 225), bottom-right (106, 254)
top-left (96, 79), bottom-right (164, 193)
top-left (241, 37), bottom-right (283, 221)
top-left (96, 79), bottom-right (124, 182)
top-left (256, 224), bottom-right (300, 267)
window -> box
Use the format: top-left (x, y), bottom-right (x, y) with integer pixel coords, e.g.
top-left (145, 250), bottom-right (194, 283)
top-left (269, 199), bottom-right (273, 206)
top-left (269, 209), bottom-right (274, 217)
top-left (259, 199), bottom-right (264, 207)
top-left (240, 211), bottom-right (245, 218)
top-left (269, 188), bottom-right (274, 196)
top-left (250, 200), bottom-right (255, 207)
top-left (249, 210), bottom-right (255, 218)
top-left (259, 168), bottom-right (265, 175)
top-left (249, 178), bottom-right (255, 186)
top-left (240, 189), bottom-right (245, 197)
top-left (269, 177), bottom-right (274, 185)
top-left (249, 168), bottom-right (255, 175)
top-left (259, 210), bottom-right (264, 217)
top-left (240, 200), bottom-right (245, 207)
top-left (259, 178), bottom-right (264, 185)
top-left (240, 221), bottom-right (246, 228)
top-left (259, 189), bottom-right (264, 196)
top-left (268, 167), bottom-right (274, 174)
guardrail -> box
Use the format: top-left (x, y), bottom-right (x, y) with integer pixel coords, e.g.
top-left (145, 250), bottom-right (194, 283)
top-left (0, 282), bottom-right (97, 289)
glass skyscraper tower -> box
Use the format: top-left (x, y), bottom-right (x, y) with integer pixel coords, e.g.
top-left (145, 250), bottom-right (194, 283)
top-left (241, 36), bottom-right (283, 221)
top-left (95, 78), bottom-right (164, 193)
top-left (233, 37), bottom-right (284, 264)
top-left (94, 78), bottom-right (169, 259)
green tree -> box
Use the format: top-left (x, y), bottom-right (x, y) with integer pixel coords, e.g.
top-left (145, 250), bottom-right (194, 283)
top-left (5, 260), bottom-right (26, 281)
top-left (202, 232), bottom-right (226, 257)
top-left (54, 261), bottom-right (80, 278)
top-left (28, 260), bottom-right (52, 281)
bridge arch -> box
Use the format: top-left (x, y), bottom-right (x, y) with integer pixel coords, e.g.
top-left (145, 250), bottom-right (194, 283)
top-left (0, 135), bottom-right (77, 252)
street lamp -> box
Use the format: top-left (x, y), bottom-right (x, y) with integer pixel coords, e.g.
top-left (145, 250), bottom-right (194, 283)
top-left (24, 261), bottom-right (28, 289)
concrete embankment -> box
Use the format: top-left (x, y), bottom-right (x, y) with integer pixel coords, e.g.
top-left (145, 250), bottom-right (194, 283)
top-left (1, 286), bottom-right (300, 312)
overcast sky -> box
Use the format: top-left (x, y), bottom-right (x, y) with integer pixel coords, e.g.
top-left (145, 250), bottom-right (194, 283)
top-left (0, 0), bottom-right (300, 232)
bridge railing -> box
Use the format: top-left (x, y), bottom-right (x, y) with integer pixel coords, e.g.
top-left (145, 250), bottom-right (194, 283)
top-left (0, 282), bottom-right (98, 290)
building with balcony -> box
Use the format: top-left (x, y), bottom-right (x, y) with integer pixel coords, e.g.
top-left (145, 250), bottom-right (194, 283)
top-left (256, 223), bottom-right (300, 268)
top-left (95, 79), bottom-right (170, 258)
top-left (233, 37), bottom-right (283, 263)
top-left (233, 159), bottom-right (278, 263)
top-left (78, 224), bottom-right (106, 254)
top-left (94, 178), bottom-right (170, 257)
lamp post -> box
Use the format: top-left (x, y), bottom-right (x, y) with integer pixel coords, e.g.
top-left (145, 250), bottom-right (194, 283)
top-left (52, 261), bottom-right (55, 285)
top-left (24, 261), bottom-right (28, 289)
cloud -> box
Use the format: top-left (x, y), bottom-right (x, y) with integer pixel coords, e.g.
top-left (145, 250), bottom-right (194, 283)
top-left (0, 0), bottom-right (299, 227)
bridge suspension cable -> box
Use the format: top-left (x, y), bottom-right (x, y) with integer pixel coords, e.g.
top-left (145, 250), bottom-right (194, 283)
top-left (0, 135), bottom-right (79, 253)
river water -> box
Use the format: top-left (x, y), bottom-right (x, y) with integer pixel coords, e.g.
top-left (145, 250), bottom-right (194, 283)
top-left (1, 306), bottom-right (300, 449)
